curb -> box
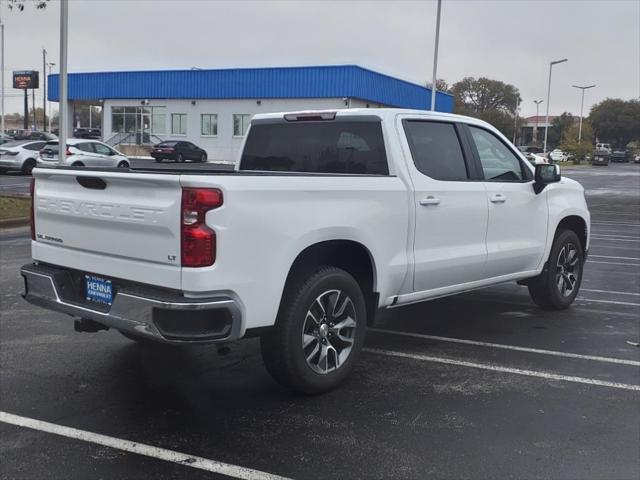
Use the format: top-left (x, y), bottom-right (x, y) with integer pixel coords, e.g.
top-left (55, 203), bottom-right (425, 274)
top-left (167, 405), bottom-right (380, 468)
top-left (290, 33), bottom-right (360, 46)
top-left (0, 217), bottom-right (29, 229)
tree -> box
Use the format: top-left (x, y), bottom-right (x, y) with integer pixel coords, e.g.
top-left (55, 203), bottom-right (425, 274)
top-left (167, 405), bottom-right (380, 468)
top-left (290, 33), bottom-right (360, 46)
top-left (425, 78), bottom-right (451, 93)
top-left (589, 98), bottom-right (640, 148)
top-left (560, 122), bottom-right (594, 164)
top-left (451, 77), bottom-right (521, 137)
top-left (546, 112), bottom-right (575, 149)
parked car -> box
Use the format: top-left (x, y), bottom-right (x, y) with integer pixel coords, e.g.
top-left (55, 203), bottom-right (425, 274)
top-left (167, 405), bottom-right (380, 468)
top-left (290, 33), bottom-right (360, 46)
top-left (0, 134), bottom-right (14, 146)
top-left (73, 127), bottom-right (102, 139)
top-left (549, 149), bottom-right (568, 162)
top-left (634, 154), bottom-right (640, 164)
top-left (22, 108), bottom-right (590, 394)
top-left (591, 151), bottom-right (610, 166)
top-left (610, 150), bottom-right (629, 162)
top-left (150, 141), bottom-right (208, 163)
top-left (37, 138), bottom-right (129, 168)
top-left (0, 140), bottom-right (47, 174)
top-left (595, 143), bottom-right (612, 154)
top-left (518, 145), bottom-right (544, 155)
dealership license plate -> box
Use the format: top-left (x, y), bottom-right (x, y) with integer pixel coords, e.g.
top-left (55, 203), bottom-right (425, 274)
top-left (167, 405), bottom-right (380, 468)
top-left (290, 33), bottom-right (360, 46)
top-left (85, 275), bottom-right (113, 305)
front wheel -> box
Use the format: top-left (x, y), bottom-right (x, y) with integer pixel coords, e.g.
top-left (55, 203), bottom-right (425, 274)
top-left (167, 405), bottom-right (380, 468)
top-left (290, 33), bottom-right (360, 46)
top-left (116, 161), bottom-right (129, 168)
top-left (200, 153), bottom-right (207, 163)
top-left (261, 266), bottom-right (366, 394)
top-left (177, 153), bottom-right (184, 163)
top-left (528, 229), bottom-right (584, 310)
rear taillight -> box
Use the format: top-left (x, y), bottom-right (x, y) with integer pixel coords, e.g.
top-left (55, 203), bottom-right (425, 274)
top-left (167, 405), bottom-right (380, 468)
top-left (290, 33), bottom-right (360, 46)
top-left (66, 147), bottom-right (72, 156)
top-left (181, 188), bottom-right (223, 267)
top-left (30, 178), bottom-right (35, 240)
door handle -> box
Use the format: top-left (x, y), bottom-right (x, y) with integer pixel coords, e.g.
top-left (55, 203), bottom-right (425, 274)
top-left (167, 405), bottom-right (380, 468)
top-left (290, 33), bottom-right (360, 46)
top-left (490, 194), bottom-right (506, 204)
top-left (419, 195), bottom-right (441, 206)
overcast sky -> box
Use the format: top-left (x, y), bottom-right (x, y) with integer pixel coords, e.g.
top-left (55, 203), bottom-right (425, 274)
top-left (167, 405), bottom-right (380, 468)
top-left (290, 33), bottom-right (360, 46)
top-left (1, 0), bottom-right (638, 117)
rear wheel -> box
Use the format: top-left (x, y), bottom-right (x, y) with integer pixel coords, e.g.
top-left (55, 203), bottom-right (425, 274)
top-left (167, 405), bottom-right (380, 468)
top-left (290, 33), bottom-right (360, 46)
top-left (155, 158), bottom-right (162, 163)
top-left (200, 153), bottom-right (207, 163)
top-left (528, 229), bottom-right (584, 310)
top-left (22, 158), bottom-right (36, 175)
top-left (260, 266), bottom-right (366, 394)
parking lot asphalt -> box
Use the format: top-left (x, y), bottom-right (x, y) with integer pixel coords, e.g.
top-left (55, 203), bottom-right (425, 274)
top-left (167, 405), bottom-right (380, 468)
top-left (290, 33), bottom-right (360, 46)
top-left (1, 163), bottom-right (639, 480)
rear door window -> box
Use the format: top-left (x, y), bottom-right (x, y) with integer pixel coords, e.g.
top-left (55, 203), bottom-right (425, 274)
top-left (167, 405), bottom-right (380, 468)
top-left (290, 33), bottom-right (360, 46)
top-left (240, 121), bottom-right (389, 175)
top-left (24, 142), bottom-right (46, 151)
top-left (75, 142), bottom-right (94, 153)
top-left (403, 121), bottom-right (469, 181)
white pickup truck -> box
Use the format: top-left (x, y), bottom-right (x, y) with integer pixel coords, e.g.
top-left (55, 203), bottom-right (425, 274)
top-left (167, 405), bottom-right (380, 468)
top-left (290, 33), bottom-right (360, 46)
top-left (21, 109), bottom-right (590, 394)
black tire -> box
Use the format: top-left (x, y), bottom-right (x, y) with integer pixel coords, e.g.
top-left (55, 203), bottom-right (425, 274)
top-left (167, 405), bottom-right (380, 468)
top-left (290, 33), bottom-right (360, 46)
top-left (155, 158), bottom-right (162, 163)
top-left (260, 266), bottom-right (366, 394)
top-left (72, 161), bottom-right (85, 167)
top-left (177, 153), bottom-right (184, 163)
top-left (528, 229), bottom-right (584, 310)
top-left (200, 153), bottom-right (207, 163)
top-left (117, 160), bottom-right (129, 168)
top-left (22, 158), bottom-right (36, 175)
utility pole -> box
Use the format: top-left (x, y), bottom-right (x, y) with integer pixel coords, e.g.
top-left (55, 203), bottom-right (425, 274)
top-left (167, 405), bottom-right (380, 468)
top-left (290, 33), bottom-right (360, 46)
top-left (23, 88), bottom-right (28, 129)
top-left (0, 17), bottom-right (4, 133)
top-left (0, 0), bottom-right (4, 135)
top-left (32, 86), bottom-right (36, 129)
top-left (47, 62), bottom-right (55, 132)
top-left (543, 58), bottom-right (568, 152)
top-left (572, 84), bottom-right (596, 143)
top-left (59, 0), bottom-right (68, 164)
top-left (430, 0), bottom-right (442, 111)
top-left (43, 48), bottom-right (47, 131)
top-left (533, 100), bottom-right (543, 145)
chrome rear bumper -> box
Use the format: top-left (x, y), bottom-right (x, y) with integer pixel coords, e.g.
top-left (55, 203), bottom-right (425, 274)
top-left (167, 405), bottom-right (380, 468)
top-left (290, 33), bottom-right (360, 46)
top-left (21, 263), bottom-right (242, 344)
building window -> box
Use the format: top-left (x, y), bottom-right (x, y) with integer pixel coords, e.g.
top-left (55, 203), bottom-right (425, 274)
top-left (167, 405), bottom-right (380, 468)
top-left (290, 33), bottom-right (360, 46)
top-left (111, 106), bottom-right (165, 134)
top-left (201, 114), bottom-right (218, 136)
top-left (171, 114), bottom-right (187, 135)
top-left (233, 114), bottom-right (251, 137)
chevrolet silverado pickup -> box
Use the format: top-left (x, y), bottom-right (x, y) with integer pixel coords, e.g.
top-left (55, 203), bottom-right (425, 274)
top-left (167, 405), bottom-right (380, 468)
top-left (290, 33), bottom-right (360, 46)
top-left (21, 109), bottom-right (591, 394)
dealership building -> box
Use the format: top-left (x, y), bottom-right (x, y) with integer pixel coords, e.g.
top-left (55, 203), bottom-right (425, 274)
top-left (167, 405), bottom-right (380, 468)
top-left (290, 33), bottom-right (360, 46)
top-left (49, 65), bottom-right (453, 162)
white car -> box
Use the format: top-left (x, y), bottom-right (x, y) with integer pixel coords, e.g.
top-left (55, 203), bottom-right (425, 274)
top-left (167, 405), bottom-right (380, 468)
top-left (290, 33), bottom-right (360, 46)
top-left (37, 138), bottom-right (130, 168)
top-left (549, 149), bottom-right (568, 162)
top-left (0, 140), bottom-right (47, 174)
top-left (22, 108), bottom-right (590, 394)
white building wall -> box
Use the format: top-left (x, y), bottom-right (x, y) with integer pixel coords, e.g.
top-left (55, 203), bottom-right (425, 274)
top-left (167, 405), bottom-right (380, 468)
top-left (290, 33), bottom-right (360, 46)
top-left (102, 97), bottom-right (378, 163)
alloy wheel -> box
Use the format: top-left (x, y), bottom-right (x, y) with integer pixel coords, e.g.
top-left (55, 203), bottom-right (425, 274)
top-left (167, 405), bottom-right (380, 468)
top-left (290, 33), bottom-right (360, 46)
top-left (556, 242), bottom-right (580, 297)
top-left (302, 289), bottom-right (357, 374)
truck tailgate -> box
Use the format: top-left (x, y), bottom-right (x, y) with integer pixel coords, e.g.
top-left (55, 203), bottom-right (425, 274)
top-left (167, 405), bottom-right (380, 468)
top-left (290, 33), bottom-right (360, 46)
top-left (32, 168), bottom-right (182, 289)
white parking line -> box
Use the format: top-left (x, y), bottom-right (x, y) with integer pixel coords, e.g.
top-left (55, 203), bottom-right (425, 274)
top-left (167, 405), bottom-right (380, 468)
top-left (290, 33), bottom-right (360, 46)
top-left (590, 233), bottom-right (640, 239)
top-left (592, 222), bottom-right (640, 227)
top-left (577, 298), bottom-right (640, 307)
top-left (587, 260), bottom-right (640, 266)
top-left (591, 236), bottom-right (640, 243)
top-left (364, 349), bottom-right (640, 392)
top-left (581, 288), bottom-right (640, 296)
top-left (0, 412), bottom-right (291, 480)
top-left (589, 254), bottom-right (640, 261)
top-left (367, 328), bottom-right (640, 366)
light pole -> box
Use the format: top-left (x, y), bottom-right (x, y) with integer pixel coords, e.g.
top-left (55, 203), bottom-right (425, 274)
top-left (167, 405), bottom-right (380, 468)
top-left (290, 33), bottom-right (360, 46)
top-left (512, 97), bottom-right (520, 145)
top-left (59, 0), bottom-right (68, 164)
top-left (430, 0), bottom-right (442, 111)
top-left (533, 99), bottom-right (543, 145)
top-left (572, 84), bottom-right (596, 143)
top-left (543, 58), bottom-right (568, 153)
top-left (47, 62), bottom-right (55, 132)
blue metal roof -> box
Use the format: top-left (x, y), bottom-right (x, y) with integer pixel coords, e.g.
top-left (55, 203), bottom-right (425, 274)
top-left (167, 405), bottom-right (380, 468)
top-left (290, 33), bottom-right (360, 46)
top-left (48, 65), bottom-right (453, 112)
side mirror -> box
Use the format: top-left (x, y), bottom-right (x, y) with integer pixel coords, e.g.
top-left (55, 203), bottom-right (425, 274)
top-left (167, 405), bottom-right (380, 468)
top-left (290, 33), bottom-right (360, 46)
top-left (534, 164), bottom-right (561, 194)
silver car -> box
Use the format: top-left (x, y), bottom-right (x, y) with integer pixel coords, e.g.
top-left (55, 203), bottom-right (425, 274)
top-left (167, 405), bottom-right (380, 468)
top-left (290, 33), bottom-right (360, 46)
top-left (38, 138), bottom-right (130, 168)
top-left (0, 140), bottom-right (47, 174)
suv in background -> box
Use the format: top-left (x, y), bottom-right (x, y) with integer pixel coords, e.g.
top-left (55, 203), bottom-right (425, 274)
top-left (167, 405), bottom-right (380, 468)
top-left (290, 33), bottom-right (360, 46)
top-left (595, 143), bottom-right (612, 154)
top-left (73, 127), bottom-right (102, 139)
